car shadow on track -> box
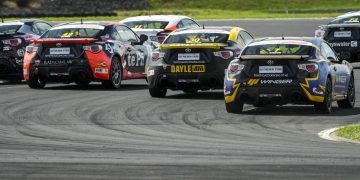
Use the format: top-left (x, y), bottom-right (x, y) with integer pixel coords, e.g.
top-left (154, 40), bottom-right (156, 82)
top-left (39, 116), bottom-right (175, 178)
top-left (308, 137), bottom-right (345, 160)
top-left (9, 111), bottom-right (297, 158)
top-left (165, 91), bottom-right (224, 100)
top-left (42, 83), bottom-right (148, 91)
top-left (241, 106), bottom-right (360, 117)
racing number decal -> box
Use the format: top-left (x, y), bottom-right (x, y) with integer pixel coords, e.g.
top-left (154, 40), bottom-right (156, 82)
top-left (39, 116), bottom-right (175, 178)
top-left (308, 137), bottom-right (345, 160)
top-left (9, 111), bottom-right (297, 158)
top-left (186, 37), bottom-right (201, 43)
top-left (105, 43), bottom-right (114, 54)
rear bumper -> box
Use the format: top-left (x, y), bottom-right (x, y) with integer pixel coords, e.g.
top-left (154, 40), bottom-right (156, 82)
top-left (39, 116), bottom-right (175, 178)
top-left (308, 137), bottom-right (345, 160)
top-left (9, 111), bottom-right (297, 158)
top-left (0, 58), bottom-right (23, 79)
top-left (34, 65), bottom-right (93, 82)
top-left (234, 86), bottom-right (312, 105)
top-left (148, 65), bottom-right (225, 90)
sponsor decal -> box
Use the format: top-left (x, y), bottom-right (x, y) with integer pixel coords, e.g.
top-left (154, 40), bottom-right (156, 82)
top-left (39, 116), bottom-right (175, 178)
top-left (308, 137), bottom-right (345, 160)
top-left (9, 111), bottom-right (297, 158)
top-left (260, 79), bottom-right (293, 84)
top-left (312, 87), bottom-right (324, 95)
top-left (126, 52), bottom-right (145, 67)
top-left (334, 31), bottom-right (351, 38)
top-left (178, 53), bottom-right (200, 61)
top-left (247, 79), bottom-right (260, 86)
top-left (351, 41), bottom-right (358, 47)
top-left (329, 42), bottom-right (351, 48)
top-left (50, 47), bottom-right (70, 55)
top-left (148, 69), bottom-right (154, 76)
top-left (95, 68), bottom-right (109, 74)
top-left (15, 58), bottom-right (23, 64)
top-left (17, 49), bottom-right (24, 57)
top-left (170, 65), bottom-right (205, 73)
top-left (3, 46), bottom-right (10, 51)
top-left (254, 74), bottom-right (289, 78)
top-left (43, 59), bottom-right (73, 65)
top-left (259, 66), bottom-right (283, 74)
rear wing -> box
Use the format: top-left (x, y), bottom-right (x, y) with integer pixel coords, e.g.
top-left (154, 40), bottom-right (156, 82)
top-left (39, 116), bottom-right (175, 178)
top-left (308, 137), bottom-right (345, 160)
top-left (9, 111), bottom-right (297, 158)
top-left (160, 43), bottom-right (227, 50)
top-left (240, 55), bottom-right (310, 60)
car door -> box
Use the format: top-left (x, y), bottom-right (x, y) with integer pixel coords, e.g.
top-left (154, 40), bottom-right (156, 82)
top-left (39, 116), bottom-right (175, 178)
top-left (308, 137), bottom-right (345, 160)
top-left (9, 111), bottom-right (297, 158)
top-left (116, 26), bottom-right (147, 75)
top-left (321, 42), bottom-right (348, 96)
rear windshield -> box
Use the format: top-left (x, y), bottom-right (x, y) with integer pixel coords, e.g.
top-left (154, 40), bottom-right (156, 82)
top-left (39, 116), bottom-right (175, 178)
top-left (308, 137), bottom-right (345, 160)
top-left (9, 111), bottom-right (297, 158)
top-left (123, 21), bottom-right (169, 29)
top-left (242, 44), bottom-right (314, 56)
top-left (324, 27), bottom-right (360, 41)
top-left (0, 25), bottom-right (22, 34)
top-left (42, 28), bottom-right (102, 38)
top-left (329, 16), bottom-right (360, 24)
top-left (164, 33), bottom-right (229, 44)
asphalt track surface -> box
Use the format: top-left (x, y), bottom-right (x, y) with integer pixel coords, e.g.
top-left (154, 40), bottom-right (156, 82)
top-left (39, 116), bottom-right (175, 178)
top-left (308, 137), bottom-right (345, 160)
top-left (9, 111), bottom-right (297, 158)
top-left (1, 19), bottom-right (360, 180)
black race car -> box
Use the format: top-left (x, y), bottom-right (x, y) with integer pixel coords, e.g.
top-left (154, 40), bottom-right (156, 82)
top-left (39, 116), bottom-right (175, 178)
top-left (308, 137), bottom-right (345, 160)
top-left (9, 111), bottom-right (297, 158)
top-left (23, 22), bottom-right (151, 89)
top-left (322, 23), bottom-right (360, 62)
top-left (0, 20), bottom-right (52, 81)
top-left (224, 37), bottom-right (355, 114)
top-left (147, 27), bottom-right (254, 97)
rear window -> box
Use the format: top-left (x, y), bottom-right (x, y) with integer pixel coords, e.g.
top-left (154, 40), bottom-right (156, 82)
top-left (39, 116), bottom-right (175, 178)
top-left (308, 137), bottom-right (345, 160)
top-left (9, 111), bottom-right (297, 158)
top-left (123, 21), bottom-right (169, 29)
top-left (164, 33), bottom-right (229, 44)
top-left (324, 27), bottom-right (360, 41)
top-left (0, 25), bottom-right (22, 34)
top-left (42, 28), bottom-right (102, 38)
top-left (330, 16), bottom-right (360, 24)
top-left (242, 44), bottom-right (314, 56)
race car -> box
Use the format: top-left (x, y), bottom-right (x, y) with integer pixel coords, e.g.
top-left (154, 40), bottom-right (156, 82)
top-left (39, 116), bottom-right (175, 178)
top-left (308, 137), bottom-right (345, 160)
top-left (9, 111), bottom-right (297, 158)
top-left (121, 15), bottom-right (200, 44)
top-left (0, 19), bottom-right (52, 81)
top-left (224, 37), bottom-right (355, 114)
top-left (322, 23), bottom-right (360, 62)
top-left (315, 11), bottom-right (360, 38)
top-left (23, 22), bottom-right (151, 89)
top-left (148, 27), bottom-right (254, 97)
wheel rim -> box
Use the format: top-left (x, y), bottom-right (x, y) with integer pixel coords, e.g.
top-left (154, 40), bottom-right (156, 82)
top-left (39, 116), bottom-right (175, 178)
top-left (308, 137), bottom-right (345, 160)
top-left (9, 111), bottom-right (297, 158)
top-left (348, 77), bottom-right (355, 104)
top-left (111, 59), bottom-right (121, 86)
top-left (326, 80), bottom-right (332, 110)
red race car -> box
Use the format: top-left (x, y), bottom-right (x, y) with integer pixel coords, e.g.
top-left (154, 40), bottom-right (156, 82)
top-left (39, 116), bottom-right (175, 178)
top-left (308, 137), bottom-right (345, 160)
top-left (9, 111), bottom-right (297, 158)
top-left (23, 22), bottom-right (152, 89)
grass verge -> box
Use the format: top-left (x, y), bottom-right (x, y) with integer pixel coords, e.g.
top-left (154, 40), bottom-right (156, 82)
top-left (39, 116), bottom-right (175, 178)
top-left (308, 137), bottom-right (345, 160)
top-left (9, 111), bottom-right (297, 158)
top-left (336, 125), bottom-right (360, 141)
top-left (3, 9), bottom-right (342, 22)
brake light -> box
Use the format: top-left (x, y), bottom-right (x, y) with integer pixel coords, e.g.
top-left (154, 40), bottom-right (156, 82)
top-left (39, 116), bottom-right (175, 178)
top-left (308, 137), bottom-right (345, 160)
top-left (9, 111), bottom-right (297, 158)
top-left (24, 35), bottom-right (36, 43)
top-left (25, 46), bottom-right (39, 54)
top-left (228, 61), bottom-right (244, 77)
top-left (2, 38), bottom-right (22, 46)
top-left (83, 45), bottom-right (103, 53)
top-left (298, 63), bottom-right (318, 73)
top-left (214, 51), bottom-right (234, 59)
top-left (157, 36), bottom-right (166, 43)
top-left (152, 52), bottom-right (165, 61)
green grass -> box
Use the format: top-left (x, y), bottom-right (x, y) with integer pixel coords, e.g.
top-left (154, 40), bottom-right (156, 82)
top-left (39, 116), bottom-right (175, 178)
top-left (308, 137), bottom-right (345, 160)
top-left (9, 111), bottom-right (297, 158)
top-left (3, 9), bottom-right (343, 22)
top-left (336, 125), bottom-right (360, 141)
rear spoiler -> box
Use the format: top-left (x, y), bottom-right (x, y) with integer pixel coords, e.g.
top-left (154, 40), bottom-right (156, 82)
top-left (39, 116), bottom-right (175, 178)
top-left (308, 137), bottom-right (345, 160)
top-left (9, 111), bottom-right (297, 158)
top-left (160, 43), bottom-right (227, 50)
top-left (240, 55), bottom-right (310, 60)
top-left (33, 38), bottom-right (97, 44)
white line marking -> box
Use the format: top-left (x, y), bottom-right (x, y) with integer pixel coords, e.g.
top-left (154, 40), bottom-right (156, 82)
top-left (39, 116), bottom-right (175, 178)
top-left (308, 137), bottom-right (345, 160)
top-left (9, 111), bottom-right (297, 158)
top-left (318, 127), bottom-right (340, 142)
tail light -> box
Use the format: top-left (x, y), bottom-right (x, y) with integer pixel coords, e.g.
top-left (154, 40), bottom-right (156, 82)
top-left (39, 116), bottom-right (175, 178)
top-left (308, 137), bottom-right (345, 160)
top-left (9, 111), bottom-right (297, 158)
top-left (227, 61), bottom-right (245, 77)
top-left (298, 63), bottom-right (318, 73)
top-left (25, 46), bottom-right (39, 54)
top-left (152, 52), bottom-right (165, 61)
top-left (24, 35), bottom-right (36, 43)
top-left (83, 45), bottom-right (103, 53)
top-left (2, 38), bottom-right (22, 46)
top-left (157, 36), bottom-right (166, 43)
top-left (214, 50), bottom-right (234, 59)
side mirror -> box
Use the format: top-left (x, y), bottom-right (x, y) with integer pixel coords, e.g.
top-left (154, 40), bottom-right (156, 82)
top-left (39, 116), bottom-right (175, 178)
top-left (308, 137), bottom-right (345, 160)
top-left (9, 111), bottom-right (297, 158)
top-left (139, 34), bottom-right (148, 43)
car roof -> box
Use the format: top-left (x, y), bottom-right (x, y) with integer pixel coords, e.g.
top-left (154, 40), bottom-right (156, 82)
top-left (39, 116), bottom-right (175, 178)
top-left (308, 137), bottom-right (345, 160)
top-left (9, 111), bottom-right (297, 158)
top-left (51, 24), bottom-right (105, 30)
top-left (336, 11), bottom-right (360, 19)
top-left (325, 23), bottom-right (360, 28)
top-left (121, 15), bottom-right (189, 22)
top-left (0, 21), bottom-right (24, 26)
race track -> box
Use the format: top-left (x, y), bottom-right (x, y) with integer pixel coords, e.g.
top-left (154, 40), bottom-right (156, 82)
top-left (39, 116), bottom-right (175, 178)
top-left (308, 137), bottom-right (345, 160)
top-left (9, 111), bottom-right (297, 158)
top-left (1, 18), bottom-right (360, 180)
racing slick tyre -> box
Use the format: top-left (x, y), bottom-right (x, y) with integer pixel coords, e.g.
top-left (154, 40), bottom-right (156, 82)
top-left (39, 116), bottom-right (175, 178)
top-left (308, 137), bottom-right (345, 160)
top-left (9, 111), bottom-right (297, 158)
top-left (102, 57), bottom-right (122, 89)
top-left (225, 99), bottom-right (244, 114)
top-left (149, 86), bottom-right (167, 98)
top-left (314, 77), bottom-right (332, 113)
top-left (337, 74), bottom-right (355, 108)
top-left (27, 75), bottom-right (46, 89)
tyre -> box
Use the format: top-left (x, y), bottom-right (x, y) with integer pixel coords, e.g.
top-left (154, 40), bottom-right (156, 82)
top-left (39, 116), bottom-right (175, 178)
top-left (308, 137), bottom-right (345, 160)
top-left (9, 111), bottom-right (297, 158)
top-left (337, 74), bottom-right (355, 108)
top-left (225, 99), bottom-right (244, 114)
top-left (149, 86), bottom-right (167, 98)
top-left (102, 57), bottom-right (122, 89)
top-left (314, 77), bottom-right (332, 113)
top-left (27, 75), bottom-right (46, 89)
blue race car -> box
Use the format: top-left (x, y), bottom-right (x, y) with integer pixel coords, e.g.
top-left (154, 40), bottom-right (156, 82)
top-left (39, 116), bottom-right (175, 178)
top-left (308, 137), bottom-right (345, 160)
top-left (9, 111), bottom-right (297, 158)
top-left (224, 37), bottom-right (355, 113)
